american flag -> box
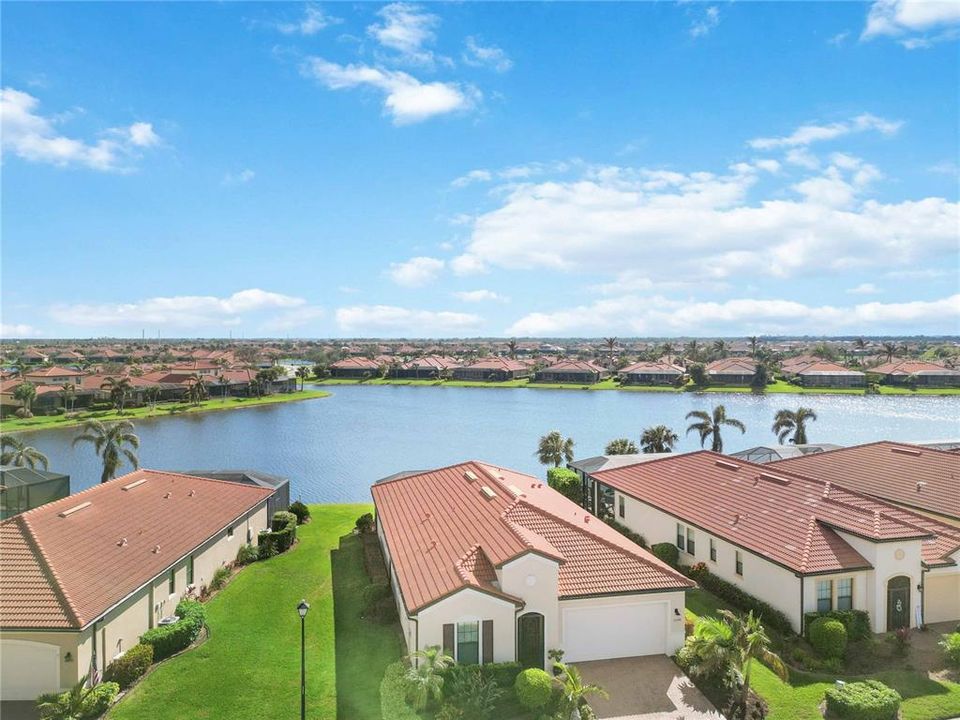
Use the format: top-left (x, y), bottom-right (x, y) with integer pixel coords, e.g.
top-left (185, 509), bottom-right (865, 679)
top-left (89, 649), bottom-right (101, 686)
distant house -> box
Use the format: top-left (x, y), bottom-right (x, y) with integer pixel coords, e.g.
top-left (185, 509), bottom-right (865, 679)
top-left (870, 360), bottom-right (960, 387)
top-left (793, 361), bottom-right (865, 388)
top-left (452, 358), bottom-right (533, 382)
top-left (49, 350), bottom-right (85, 365)
top-left (730, 444), bottom-right (843, 464)
top-left (568, 453), bottom-right (674, 516)
top-left (619, 361), bottom-right (684, 386)
top-left (184, 470), bottom-right (289, 518)
top-left (390, 355), bottom-right (461, 379)
top-left (534, 360), bottom-right (608, 384)
top-left (17, 349), bottom-right (48, 365)
top-left (0, 467), bottom-right (70, 520)
top-left (329, 357), bottom-right (382, 379)
top-left (705, 358), bottom-right (757, 385)
top-left (22, 367), bottom-right (86, 386)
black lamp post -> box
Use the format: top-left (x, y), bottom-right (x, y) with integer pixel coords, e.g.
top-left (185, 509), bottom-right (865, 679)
top-left (297, 599), bottom-right (310, 720)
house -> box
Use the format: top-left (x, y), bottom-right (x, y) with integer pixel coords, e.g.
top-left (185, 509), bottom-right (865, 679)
top-left (329, 357), bottom-right (382, 379)
top-left (390, 355), bottom-right (461, 379)
top-left (619, 361), bottom-right (684, 386)
top-left (870, 360), bottom-right (960, 387)
top-left (568, 453), bottom-right (674, 517)
top-left (705, 358), bottom-right (757, 385)
top-left (0, 470), bottom-right (274, 701)
top-left (0, 467), bottom-right (70, 520)
top-left (587, 450), bottom-right (960, 634)
top-left (452, 358), bottom-right (533, 382)
top-left (730, 444), bottom-right (843, 464)
top-left (792, 361), bottom-right (865, 388)
top-left (183, 470), bottom-right (290, 519)
top-left (372, 462), bottom-right (693, 670)
top-left (49, 350), bottom-right (85, 365)
top-left (22, 366), bottom-right (86, 386)
top-left (534, 360), bottom-right (609, 384)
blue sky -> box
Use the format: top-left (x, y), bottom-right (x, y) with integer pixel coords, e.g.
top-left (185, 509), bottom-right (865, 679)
top-left (2, 0), bottom-right (958, 339)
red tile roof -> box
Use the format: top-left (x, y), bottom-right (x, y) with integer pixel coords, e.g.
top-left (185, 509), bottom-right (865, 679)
top-left (870, 360), bottom-right (960, 377)
top-left (621, 361), bottom-right (684, 375)
top-left (330, 357), bottom-right (381, 370)
top-left (705, 358), bottom-right (757, 375)
top-left (0, 470), bottom-right (273, 629)
top-left (372, 462), bottom-right (692, 613)
top-left (541, 360), bottom-right (608, 373)
top-left (795, 361), bottom-right (864, 377)
top-left (23, 366), bottom-right (85, 378)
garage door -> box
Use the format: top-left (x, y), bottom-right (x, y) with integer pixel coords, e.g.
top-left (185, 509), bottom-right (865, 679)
top-left (562, 601), bottom-right (667, 662)
top-left (1, 640), bottom-right (60, 701)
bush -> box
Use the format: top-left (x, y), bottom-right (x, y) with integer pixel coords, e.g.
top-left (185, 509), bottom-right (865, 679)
top-left (356, 512), bottom-right (374, 533)
top-left (210, 565), bottom-right (231, 590)
top-left (38, 681), bottom-right (120, 720)
top-left (235, 543), bottom-right (258, 566)
top-left (604, 518), bottom-right (646, 547)
top-left (651, 542), bottom-right (679, 567)
top-left (139, 600), bottom-right (206, 661)
top-left (289, 501), bottom-right (311, 524)
top-left (515, 668), bottom-right (553, 710)
top-left (82, 681), bottom-right (120, 719)
top-left (443, 661), bottom-right (522, 690)
top-left (809, 618), bottom-right (848, 659)
top-left (824, 680), bottom-right (901, 720)
top-left (804, 610), bottom-right (871, 641)
top-left (444, 668), bottom-right (504, 719)
top-left (941, 632), bottom-right (960, 667)
top-left (103, 643), bottom-right (153, 689)
top-left (258, 511), bottom-right (297, 556)
top-left (546, 467), bottom-right (582, 504)
top-left (685, 567), bottom-right (794, 636)
top-left (380, 662), bottom-right (420, 720)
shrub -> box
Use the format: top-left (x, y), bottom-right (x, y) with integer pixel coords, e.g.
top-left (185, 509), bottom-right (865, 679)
top-left (139, 600), bottom-right (206, 661)
top-left (289, 501), bottom-right (311, 524)
top-left (380, 661), bottom-right (420, 720)
top-left (546, 467), bottom-right (582, 504)
top-left (445, 668), bottom-right (504, 719)
top-left (515, 668), bottom-right (553, 710)
top-left (82, 681), bottom-right (120, 719)
top-left (443, 661), bottom-right (522, 690)
top-left (38, 680), bottom-right (120, 720)
top-left (604, 518), bottom-right (646, 547)
top-left (685, 562), bottom-right (709, 581)
top-left (258, 511), bottom-right (297, 555)
top-left (685, 567), bottom-right (794, 636)
top-left (892, 627), bottom-right (911, 656)
top-left (235, 543), bottom-right (258, 566)
top-left (103, 643), bottom-right (153, 689)
top-left (210, 565), bottom-right (231, 590)
top-left (356, 512), bottom-right (374, 533)
top-left (940, 632), bottom-right (960, 667)
top-left (804, 610), bottom-right (871, 641)
top-left (809, 617), bottom-right (847, 659)
top-left (651, 542), bottom-right (679, 567)
top-left (824, 680), bottom-right (901, 720)
top-left (257, 536), bottom-right (278, 560)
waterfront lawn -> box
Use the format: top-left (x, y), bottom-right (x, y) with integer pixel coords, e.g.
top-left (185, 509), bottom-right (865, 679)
top-left (1, 389), bottom-right (330, 432)
top-left (107, 503), bottom-right (382, 720)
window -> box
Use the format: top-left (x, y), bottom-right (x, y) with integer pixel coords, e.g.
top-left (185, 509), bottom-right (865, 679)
top-left (457, 622), bottom-right (480, 665)
top-left (618, 495), bottom-right (625, 519)
top-left (168, 568), bottom-right (175, 595)
top-left (227, 525), bottom-right (234, 539)
top-left (709, 538), bottom-right (717, 562)
top-left (686, 527), bottom-right (696, 556)
top-left (676, 523), bottom-right (686, 551)
top-left (817, 580), bottom-right (833, 612)
top-left (837, 578), bottom-right (853, 611)
top-left (735, 550), bottom-right (743, 576)
top-left (187, 555), bottom-right (194, 585)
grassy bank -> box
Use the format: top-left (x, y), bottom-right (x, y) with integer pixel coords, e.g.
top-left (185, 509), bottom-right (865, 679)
top-left (1, 389), bottom-right (330, 433)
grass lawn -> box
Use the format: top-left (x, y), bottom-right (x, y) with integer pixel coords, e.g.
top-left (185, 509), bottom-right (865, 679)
top-left (684, 588), bottom-right (960, 720)
top-left (107, 503), bottom-right (394, 720)
top-left (2, 389), bottom-right (330, 433)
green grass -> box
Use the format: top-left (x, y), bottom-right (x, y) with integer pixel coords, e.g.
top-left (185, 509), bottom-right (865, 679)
top-left (1, 389), bottom-right (330, 433)
top-left (107, 503), bottom-right (385, 720)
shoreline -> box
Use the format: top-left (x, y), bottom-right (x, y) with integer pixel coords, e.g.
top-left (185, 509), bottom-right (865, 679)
top-left (1, 388), bottom-right (331, 435)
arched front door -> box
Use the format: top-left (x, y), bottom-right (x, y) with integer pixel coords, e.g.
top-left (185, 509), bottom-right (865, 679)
top-left (517, 612), bottom-right (545, 669)
top-left (887, 576), bottom-right (911, 630)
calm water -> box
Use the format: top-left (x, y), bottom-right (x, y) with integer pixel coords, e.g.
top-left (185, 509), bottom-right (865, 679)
top-left (19, 386), bottom-right (960, 502)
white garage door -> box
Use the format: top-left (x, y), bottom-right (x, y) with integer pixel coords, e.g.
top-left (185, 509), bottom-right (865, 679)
top-left (562, 601), bottom-right (667, 662)
top-left (1, 640), bottom-right (60, 701)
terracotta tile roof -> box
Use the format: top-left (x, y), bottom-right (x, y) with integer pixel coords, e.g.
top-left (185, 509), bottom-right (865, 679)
top-left (399, 355), bottom-right (461, 371)
top-left (23, 366), bottom-right (85, 378)
top-left (620, 361), bottom-right (684, 375)
top-left (540, 360), bottom-right (608, 373)
top-left (371, 462), bottom-right (691, 614)
top-left (796, 361), bottom-right (864, 377)
top-left (705, 358), bottom-right (757, 375)
top-left (592, 451), bottom-right (952, 574)
top-left (870, 360), bottom-right (960, 377)
top-left (330, 357), bottom-right (381, 370)
top-left (461, 358), bottom-right (530, 372)
top-left (775, 441), bottom-right (960, 521)
top-left (0, 470), bottom-right (273, 629)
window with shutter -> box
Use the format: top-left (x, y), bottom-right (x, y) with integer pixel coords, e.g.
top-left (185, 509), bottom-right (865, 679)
top-left (442, 623), bottom-right (455, 656)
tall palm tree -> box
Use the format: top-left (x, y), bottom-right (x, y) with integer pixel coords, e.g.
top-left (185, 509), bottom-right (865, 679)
top-left (603, 337), bottom-right (617, 367)
top-left (218, 374), bottom-right (231, 401)
top-left (183, 373), bottom-right (207, 406)
top-left (640, 425), bottom-right (679, 453)
top-left (100, 376), bottom-right (133, 414)
top-left (295, 366), bottom-right (310, 390)
top-left (686, 405), bottom-right (746, 453)
top-left (0, 435), bottom-right (49, 469)
top-left (60, 382), bottom-right (76, 413)
top-left (605, 438), bottom-right (638, 455)
top-left (536, 431), bottom-right (575, 467)
top-left (554, 663), bottom-right (608, 720)
top-left (772, 407), bottom-right (817, 445)
top-left (747, 336), bottom-right (759, 358)
top-left (72, 420), bottom-right (140, 483)
top-left (713, 339), bottom-right (728, 358)
top-left (507, 338), bottom-right (518, 360)
top-left (144, 385), bottom-right (162, 410)
top-left (13, 382), bottom-right (37, 417)
top-left (685, 339), bottom-right (700, 363)
top-left (854, 337), bottom-right (866, 353)
top-left (661, 343), bottom-right (675, 363)
top-left (881, 341), bottom-right (897, 362)
top-left (405, 645), bottom-right (453, 711)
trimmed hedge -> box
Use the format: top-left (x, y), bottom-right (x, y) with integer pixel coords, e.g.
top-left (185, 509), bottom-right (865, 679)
top-left (289, 500), bottom-right (311, 524)
top-left (825, 680), bottom-right (901, 720)
top-left (515, 668), bottom-right (553, 709)
top-left (604, 518), bottom-right (647, 548)
top-left (651, 542), bottom-right (679, 567)
top-left (103, 643), bottom-right (153, 689)
top-left (805, 610), bottom-right (871, 641)
top-left (681, 566), bottom-right (794, 636)
top-left (380, 661), bottom-right (420, 720)
top-left (547, 467), bottom-right (582, 504)
top-left (809, 617), bottom-right (847, 659)
top-left (139, 600), bottom-right (206, 661)
top-left (258, 511), bottom-right (298, 557)
top-left (442, 661), bottom-right (522, 690)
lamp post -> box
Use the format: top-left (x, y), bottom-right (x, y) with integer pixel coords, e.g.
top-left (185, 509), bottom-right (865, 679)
top-left (297, 599), bottom-right (310, 720)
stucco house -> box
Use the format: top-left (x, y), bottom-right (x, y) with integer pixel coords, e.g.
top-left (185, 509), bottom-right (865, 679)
top-left (371, 462), bottom-right (693, 670)
top-left (390, 355), bottom-right (462, 379)
top-left (731, 444), bottom-right (843, 464)
top-left (705, 358), bottom-right (757, 385)
top-left (22, 367), bottom-right (86, 386)
top-left (870, 360), bottom-right (960, 387)
top-left (0, 470), bottom-right (274, 701)
top-left (328, 357), bottom-right (382, 378)
top-left (792, 361), bottom-right (865, 388)
top-left (535, 360), bottom-right (609, 384)
top-left (586, 450), bottom-right (960, 634)
top-left (452, 358), bottom-right (533, 382)
top-left (618, 361), bottom-right (684, 386)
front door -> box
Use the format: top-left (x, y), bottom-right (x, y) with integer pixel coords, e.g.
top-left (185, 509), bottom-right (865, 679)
top-left (887, 576), bottom-right (911, 630)
top-left (518, 612), bottom-right (545, 669)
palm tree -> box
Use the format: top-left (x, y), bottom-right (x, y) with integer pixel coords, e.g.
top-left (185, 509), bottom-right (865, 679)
top-left (661, 343), bottom-right (675, 363)
top-left (750, 364), bottom-right (771, 391)
top-left (747, 336), bottom-right (759, 358)
top-left (536, 431), bottom-right (575, 467)
top-left (640, 425), bottom-right (679, 453)
top-left (13, 382), bottom-right (37, 417)
top-left (713, 339), bottom-right (728, 358)
top-left (0, 435), bottom-right (49, 469)
top-left (680, 610), bottom-right (787, 717)
top-left (72, 420), bottom-right (140, 483)
top-left (36, 675), bottom-right (94, 720)
top-left (554, 663), bottom-right (608, 720)
top-left (685, 339), bottom-right (701, 363)
top-left (603, 337), bottom-right (617, 367)
top-left (100, 376), bottom-right (133, 414)
top-left (217, 374), bottom-right (231, 401)
top-left (144, 385), bottom-right (162, 410)
top-left (605, 438), bottom-right (638, 455)
top-left (60, 382), bottom-right (76, 413)
top-left (404, 645), bottom-right (453, 711)
top-left (295, 366), bottom-right (310, 390)
top-left (507, 338), bottom-right (518, 360)
top-left (772, 407), bottom-right (817, 445)
top-left (854, 337), bottom-right (866, 353)
top-left (686, 405), bottom-right (746, 453)
top-left (881, 341), bottom-right (897, 362)
top-left (183, 374), bottom-right (207, 406)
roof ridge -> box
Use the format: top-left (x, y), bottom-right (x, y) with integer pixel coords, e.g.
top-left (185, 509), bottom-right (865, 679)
top-left (799, 515), bottom-right (817, 573)
top-left (17, 514), bottom-right (82, 627)
top-left (817, 492), bottom-right (931, 539)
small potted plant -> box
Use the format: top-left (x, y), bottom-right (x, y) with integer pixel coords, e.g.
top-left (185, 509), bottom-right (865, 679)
top-left (548, 648), bottom-right (565, 676)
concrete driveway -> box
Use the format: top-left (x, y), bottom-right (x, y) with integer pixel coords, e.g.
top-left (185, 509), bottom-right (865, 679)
top-left (576, 655), bottom-right (724, 720)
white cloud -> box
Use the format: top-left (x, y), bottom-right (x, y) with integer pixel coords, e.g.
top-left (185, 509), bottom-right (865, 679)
top-left (929, 160), bottom-right (959, 176)
top-left (462, 36), bottom-right (513, 72)
top-left (847, 282), bottom-right (881, 295)
top-left (301, 57), bottom-right (478, 124)
top-left (450, 160), bottom-right (573, 189)
top-left (505, 294), bottom-right (960, 337)
top-left (451, 169), bottom-right (493, 188)
top-left (1, 88), bottom-right (161, 172)
top-left (335, 305), bottom-right (483, 336)
top-left (828, 31), bottom-right (851, 45)
top-left (785, 148), bottom-right (820, 170)
top-left (748, 113), bottom-right (902, 150)
top-left (862, 0), bottom-right (960, 46)
top-left (690, 6), bottom-right (720, 37)
top-left (49, 289), bottom-right (306, 328)
top-left (277, 5), bottom-right (339, 35)
top-left (367, 3), bottom-right (443, 66)
top-left (450, 253), bottom-right (487, 276)
top-left (0, 323), bottom-right (44, 338)
top-left (222, 168), bottom-right (255, 186)
top-left (262, 306), bottom-right (326, 332)
top-left (387, 256), bottom-right (445, 287)
top-left (453, 289), bottom-right (508, 303)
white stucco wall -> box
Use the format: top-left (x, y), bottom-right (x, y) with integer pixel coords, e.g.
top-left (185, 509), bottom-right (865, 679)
top-left (800, 570), bottom-right (871, 618)
top-left (377, 519), bottom-right (413, 654)
top-left (499, 553), bottom-right (560, 664)
top-left (924, 566), bottom-right (960, 624)
top-left (416, 589), bottom-right (517, 663)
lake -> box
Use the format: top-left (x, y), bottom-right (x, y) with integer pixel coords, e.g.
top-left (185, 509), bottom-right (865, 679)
top-left (20, 386), bottom-right (960, 502)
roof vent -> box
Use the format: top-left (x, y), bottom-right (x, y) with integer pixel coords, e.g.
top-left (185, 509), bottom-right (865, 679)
top-left (891, 447), bottom-right (921, 456)
top-left (732, 513), bottom-right (742, 525)
top-left (759, 472), bottom-right (792, 486)
top-left (583, 515), bottom-right (590, 523)
top-left (188, 489), bottom-right (196, 497)
top-left (464, 470), bottom-right (479, 482)
top-left (916, 481), bottom-right (926, 492)
top-left (153, 545), bottom-right (161, 554)
top-left (507, 484), bottom-right (524, 497)
top-left (480, 486), bottom-right (497, 499)
top-left (122, 478), bottom-right (148, 491)
top-left (117, 537), bottom-right (128, 547)
top-left (163, 492), bottom-right (172, 499)
top-left (715, 459), bottom-right (740, 471)
top-left (58, 501), bottom-right (91, 518)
